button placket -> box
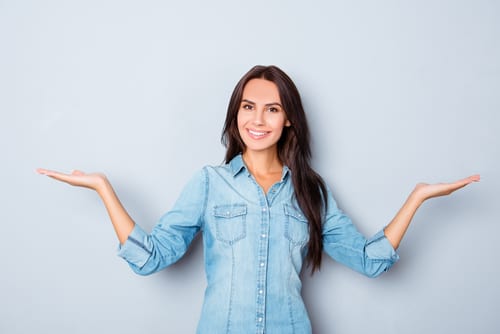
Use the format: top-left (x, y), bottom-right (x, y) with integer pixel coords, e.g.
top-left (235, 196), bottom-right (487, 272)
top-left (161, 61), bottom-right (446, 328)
top-left (256, 202), bottom-right (270, 332)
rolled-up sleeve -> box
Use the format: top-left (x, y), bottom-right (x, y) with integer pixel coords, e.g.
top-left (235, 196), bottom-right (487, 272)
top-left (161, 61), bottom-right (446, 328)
top-left (117, 168), bottom-right (208, 275)
top-left (322, 189), bottom-right (399, 278)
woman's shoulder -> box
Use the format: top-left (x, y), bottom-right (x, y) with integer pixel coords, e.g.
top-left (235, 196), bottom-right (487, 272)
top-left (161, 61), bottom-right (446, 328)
top-left (181, 162), bottom-right (232, 184)
top-left (200, 155), bottom-right (243, 177)
top-left (201, 162), bottom-right (234, 178)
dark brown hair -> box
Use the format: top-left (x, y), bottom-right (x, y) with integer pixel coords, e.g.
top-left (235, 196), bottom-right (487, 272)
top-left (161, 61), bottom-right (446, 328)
top-left (221, 65), bottom-right (328, 273)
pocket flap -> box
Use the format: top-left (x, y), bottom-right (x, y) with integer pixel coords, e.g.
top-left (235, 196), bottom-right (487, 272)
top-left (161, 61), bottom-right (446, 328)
top-left (283, 204), bottom-right (307, 223)
top-left (213, 204), bottom-right (247, 218)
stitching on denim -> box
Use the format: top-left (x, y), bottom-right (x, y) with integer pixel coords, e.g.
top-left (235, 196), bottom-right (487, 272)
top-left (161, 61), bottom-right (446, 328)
top-left (201, 167), bottom-right (209, 229)
top-left (226, 246), bottom-right (235, 334)
top-left (287, 247), bottom-right (296, 334)
top-left (128, 236), bottom-right (152, 255)
top-left (213, 204), bottom-right (247, 244)
top-left (328, 243), bottom-right (394, 262)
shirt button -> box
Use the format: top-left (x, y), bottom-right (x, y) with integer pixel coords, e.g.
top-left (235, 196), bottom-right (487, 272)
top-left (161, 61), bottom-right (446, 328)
top-left (261, 234), bottom-right (266, 238)
top-left (260, 262), bottom-right (265, 267)
top-left (262, 207), bottom-right (267, 212)
top-left (258, 317), bottom-right (263, 322)
top-left (259, 289), bottom-right (263, 294)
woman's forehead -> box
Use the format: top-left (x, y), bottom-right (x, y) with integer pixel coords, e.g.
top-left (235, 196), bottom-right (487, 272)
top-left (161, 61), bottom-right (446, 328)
top-left (242, 78), bottom-right (281, 104)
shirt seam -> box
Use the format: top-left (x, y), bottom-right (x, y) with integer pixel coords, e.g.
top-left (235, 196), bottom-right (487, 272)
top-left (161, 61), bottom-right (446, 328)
top-left (128, 235), bottom-right (152, 255)
top-left (201, 166), bottom-right (209, 230)
top-left (327, 243), bottom-right (395, 262)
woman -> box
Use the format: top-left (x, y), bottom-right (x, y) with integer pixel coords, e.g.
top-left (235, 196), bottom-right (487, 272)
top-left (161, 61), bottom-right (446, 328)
top-left (37, 65), bottom-right (479, 333)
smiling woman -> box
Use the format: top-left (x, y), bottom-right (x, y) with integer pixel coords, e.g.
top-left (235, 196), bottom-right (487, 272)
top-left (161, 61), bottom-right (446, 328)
top-left (37, 65), bottom-right (479, 334)
top-left (237, 79), bottom-right (291, 158)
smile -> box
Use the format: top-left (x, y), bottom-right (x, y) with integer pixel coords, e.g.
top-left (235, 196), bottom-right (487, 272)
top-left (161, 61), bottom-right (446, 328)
top-left (247, 129), bottom-right (270, 138)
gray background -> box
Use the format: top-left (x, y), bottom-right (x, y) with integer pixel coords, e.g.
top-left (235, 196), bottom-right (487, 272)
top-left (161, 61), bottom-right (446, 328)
top-left (1, 0), bottom-right (499, 333)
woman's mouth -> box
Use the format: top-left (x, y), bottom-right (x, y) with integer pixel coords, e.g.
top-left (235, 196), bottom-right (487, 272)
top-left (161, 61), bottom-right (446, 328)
top-left (247, 129), bottom-right (270, 139)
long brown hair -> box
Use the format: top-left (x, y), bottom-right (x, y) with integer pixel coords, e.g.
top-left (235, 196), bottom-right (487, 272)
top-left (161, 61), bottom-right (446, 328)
top-left (221, 65), bottom-right (328, 273)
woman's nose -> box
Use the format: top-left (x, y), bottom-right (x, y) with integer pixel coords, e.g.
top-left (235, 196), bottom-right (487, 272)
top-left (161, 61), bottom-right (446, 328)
top-left (252, 109), bottom-right (265, 125)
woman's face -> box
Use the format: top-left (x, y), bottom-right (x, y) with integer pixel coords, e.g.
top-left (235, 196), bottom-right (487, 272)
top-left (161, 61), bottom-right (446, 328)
top-left (237, 78), bottom-right (291, 155)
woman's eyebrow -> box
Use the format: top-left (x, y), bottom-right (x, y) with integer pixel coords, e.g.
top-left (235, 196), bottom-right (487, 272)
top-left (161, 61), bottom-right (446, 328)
top-left (265, 102), bottom-right (283, 108)
top-left (241, 99), bottom-right (282, 108)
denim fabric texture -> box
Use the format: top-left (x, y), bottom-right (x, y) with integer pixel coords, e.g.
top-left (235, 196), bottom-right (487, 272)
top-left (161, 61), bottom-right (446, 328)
top-left (118, 154), bottom-right (399, 334)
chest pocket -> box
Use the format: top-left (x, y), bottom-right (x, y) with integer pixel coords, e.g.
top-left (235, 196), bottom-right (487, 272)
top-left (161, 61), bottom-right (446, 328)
top-left (213, 204), bottom-right (247, 245)
top-left (284, 204), bottom-right (309, 245)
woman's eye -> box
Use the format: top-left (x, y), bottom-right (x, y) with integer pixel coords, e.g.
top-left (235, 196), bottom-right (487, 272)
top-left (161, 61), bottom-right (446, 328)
top-left (268, 107), bottom-right (279, 113)
top-left (242, 104), bottom-right (253, 110)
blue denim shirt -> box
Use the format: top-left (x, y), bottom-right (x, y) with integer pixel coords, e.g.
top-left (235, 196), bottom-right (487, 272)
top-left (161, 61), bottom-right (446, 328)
top-left (118, 154), bottom-right (399, 333)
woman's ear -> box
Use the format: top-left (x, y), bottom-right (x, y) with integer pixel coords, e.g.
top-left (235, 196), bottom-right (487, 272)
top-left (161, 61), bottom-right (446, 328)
top-left (285, 119), bottom-right (291, 127)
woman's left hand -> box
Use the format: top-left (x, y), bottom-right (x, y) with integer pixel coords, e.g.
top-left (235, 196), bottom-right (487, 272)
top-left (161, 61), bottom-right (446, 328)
top-left (384, 174), bottom-right (480, 249)
top-left (413, 174), bottom-right (480, 203)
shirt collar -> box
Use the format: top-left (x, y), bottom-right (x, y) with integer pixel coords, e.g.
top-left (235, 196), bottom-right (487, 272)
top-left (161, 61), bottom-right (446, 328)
top-left (229, 154), bottom-right (246, 176)
top-left (229, 154), bottom-right (290, 181)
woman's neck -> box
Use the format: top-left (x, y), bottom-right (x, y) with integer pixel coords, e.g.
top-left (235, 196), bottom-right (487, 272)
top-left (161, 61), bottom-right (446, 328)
top-left (242, 150), bottom-right (283, 194)
top-left (242, 150), bottom-right (282, 176)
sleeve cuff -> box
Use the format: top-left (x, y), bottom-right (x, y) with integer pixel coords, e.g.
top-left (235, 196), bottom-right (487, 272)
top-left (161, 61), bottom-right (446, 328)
top-left (365, 229), bottom-right (400, 262)
top-left (117, 224), bottom-right (152, 268)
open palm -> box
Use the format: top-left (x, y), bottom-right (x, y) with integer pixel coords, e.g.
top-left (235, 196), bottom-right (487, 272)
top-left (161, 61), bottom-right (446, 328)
top-left (414, 175), bottom-right (480, 201)
top-left (36, 168), bottom-right (107, 191)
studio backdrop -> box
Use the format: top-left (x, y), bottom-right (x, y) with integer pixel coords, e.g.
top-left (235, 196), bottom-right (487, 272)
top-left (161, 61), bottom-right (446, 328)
top-left (1, 1), bottom-right (499, 333)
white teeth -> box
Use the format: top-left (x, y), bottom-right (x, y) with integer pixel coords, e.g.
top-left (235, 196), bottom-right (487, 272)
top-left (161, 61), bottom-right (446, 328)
top-left (249, 130), bottom-right (267, 137)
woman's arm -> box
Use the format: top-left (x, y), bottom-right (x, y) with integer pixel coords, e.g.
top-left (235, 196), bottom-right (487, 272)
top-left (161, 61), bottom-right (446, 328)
top-left (384, 174), bottom-right (480, 249)
top-left (36, 169), bottom-right (134, 244)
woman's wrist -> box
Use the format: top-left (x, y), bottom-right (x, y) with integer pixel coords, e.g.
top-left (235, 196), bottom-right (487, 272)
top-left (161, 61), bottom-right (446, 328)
top-left (409, 186), bottom-right (426, 207)
top-left (94, 174), bottom-right (111, 195)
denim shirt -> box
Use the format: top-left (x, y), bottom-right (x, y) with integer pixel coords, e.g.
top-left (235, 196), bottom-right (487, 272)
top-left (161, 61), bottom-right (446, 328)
top-left (118, 155), bottom-right (399, 334)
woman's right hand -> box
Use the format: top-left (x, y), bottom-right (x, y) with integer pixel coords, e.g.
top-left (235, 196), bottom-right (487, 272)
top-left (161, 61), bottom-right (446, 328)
top-left (36, 168), bottom-right (108, 192)
top-left (37, 168), bottom-right (135, 243)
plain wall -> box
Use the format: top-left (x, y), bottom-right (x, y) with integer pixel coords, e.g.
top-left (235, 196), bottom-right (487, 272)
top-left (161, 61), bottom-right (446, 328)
top-left (1, 1), bottom-right (499, 333)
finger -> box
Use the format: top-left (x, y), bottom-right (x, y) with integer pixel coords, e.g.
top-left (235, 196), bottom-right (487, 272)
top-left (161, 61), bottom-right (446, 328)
top-left (37, 168), bottom-right (84, 178)
top-left (36, 168), bottom-right (66, 177)
top-left (468, 174), bottom-right (481, 182)
top-left (439, 175), bottom-right (480, 196)
top-left (455, 174), bottom-right (481, 187)
top-left (36, 168), bottom-right (51, 175)
top-left (37, 168), bottom-right (76, 183)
